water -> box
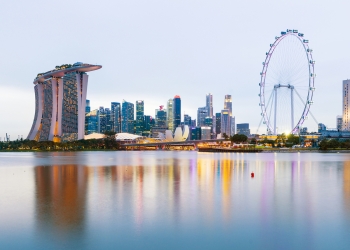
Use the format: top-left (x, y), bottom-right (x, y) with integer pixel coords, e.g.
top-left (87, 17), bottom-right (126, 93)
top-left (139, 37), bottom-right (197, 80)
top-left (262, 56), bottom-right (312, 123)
top-left (0, 151), bottom-right (350, 249)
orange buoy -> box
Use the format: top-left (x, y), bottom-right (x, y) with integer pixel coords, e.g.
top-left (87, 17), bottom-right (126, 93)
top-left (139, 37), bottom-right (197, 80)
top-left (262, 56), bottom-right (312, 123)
top-left (251, 172), bottom-right (255, 178)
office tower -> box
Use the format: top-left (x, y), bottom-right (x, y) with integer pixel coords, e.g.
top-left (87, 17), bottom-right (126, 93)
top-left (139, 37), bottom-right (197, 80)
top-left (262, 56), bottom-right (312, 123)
top-left (143, 115), bottom-right (154, 137)
top-left (337, 115), bottom-right (343, 131)
top-left (318, 123), bottom-right (326, 132)
top-left (206, 93), bottom-right (213, 117)
top-left (98, 107), bottom-right (107, 133)
top-left (204, 117), bottom-right (213, 127)
top-left (301, 127), bottom-right (308, 133)
top-left (197, 107), bottom-right (208, 127)
top-left (201, 127), bottom-right (211, 140)
top-left (167, 99), bottom-right (174, 132)
top-left (27, 62), bottom-right (102, 142)
top-left (231, 116), bottom-right (236, 135)
top-left (224, 95), bottom-right (232, 116)
top-left (156, 108), bottom-right (167, 127)
top-left (236, 123), bottom-right (250, 136)
top-left (135, 100), bottom-right (144, 135)
top-left (85, 100), bottom-right (91, 114)
top-left (111, 102), bottom-right (121, 133)
top-left (191, 127), bottom-right (201, 140)
top-left (85, 109), bottom-right (99, 134)
top-left (173, 95), bottom-right (181, 130)
top-left (215, 113), bottom-right (221, 135)
top-left (121, 100), bottom-right (134, 133)
top-left (191, 120), bottom-right (196, 128)
top-left (184, 114), bottom-right (192, 126)
top-left (221, 109), bottom-right (231, 136)
top-left (343, 80), bottom-right (350, 130)
top-left (105, 108), bottom-right (112, 132)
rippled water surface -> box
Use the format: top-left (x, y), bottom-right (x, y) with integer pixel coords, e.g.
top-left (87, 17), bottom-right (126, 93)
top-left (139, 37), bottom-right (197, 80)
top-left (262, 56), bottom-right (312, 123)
top-left (1, 151), bottom-right (350, 249)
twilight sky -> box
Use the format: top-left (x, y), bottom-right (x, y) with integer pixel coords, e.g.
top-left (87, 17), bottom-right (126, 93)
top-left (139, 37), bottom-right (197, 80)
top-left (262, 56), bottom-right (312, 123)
top-left (0, 0), bottom-right (348, 139)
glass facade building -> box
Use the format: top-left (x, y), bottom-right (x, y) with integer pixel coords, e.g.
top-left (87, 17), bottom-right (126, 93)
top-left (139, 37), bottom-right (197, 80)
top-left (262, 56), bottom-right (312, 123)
top-left (206, 93), bottom-right (213, 117)
top-left (167, 99), bottom-right (174, 132)
top-left (136, 100), bottom-right (144, 135)
top-left (173, 95), bottom-right (181, 130)
top-left (236, 123), bottom-right (250, 136)
top-left (221, 109), bottom-right (231, 137)
top-left (215, 113), bottom-right (221, 135)
top-left (111, 102), bottom-right (121, 133)
top-left (184, 114), bottom-right (191, 126)
top-left (121, 101), bottom-right (134, 133)
top-left (197, 107), bottom-right (208, 127)
top-left (99, 106), bottom-right (107, 133)
top-left (85, 109), bottom-right (99, 134)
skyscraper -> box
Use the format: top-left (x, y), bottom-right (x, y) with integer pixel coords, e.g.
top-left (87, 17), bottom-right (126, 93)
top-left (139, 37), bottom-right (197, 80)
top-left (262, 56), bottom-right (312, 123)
top-left (343, 80), bottom-right (350, 130)
top-left (156, 108), bottom-right (167, 127)
top-left (184, 114), bottom-right (192, 126)
top-left (221, 109), bottom-right (231, 136)
top-left (105, 108), bottom-right (112, 132)
top-left (215, 112), bottom-right (221, 135)
top-left (167, 99), bottom-right (174, 132)
top-left (173, 95), bottom-right (181, 130)
top-left (206, 93), bottom-right (213, 117)
top-left (143, 115), bottom-right (154, 137)
top-left (98, 107), bottom-right (107, 133)
top-left (135, 100), bottom-right (144, 135)
top-left (85, 109), bottom-right (99, 134)
top-left (27, 62), bottom-right (102, 142)
top-left (121, 100), bottom-right (134, 133)
top-left (111, 102), bottom-right (121, 133)
top-left (224, 95), bottom-right (232, 116)
top-left (197, 107), bottom-right (208, 127)
top-left (231, 116), bottom-right (236, 135)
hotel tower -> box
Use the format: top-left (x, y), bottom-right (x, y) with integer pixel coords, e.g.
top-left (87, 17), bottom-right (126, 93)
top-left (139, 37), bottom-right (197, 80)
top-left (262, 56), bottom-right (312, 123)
top-left (27, 62), bottom-right (102, 142)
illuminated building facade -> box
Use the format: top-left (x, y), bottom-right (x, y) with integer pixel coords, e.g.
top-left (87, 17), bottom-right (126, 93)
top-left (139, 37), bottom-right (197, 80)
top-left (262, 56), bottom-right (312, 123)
top-left (206, 93), bottom-right (213, 117)
top-left (85, 109), bottom-right (99, 135)
top-left (111, 102), bottom-right (121, 133)
top-left (221, 109), bottom-right (231, 136)
top-left (135, 100), bottom-right (144, 135)
top-left (237, 123), bottom-right (250, 136)
top-left (27, 63), bottom-right (102, 142)
top-left (121, 100), bottom-right (134, 133)
top-left (167, 99), bottom-right (174, 132)
top-left (216, 113), bottom-right (221, 135)
top-left (197, 107), bottom-right (208, 127)
top-left (343, 80), bottom-right (350, 130)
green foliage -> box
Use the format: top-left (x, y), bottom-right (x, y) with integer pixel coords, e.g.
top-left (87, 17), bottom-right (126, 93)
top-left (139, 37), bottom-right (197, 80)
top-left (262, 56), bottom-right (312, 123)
top-left (0, 138), bottom-right (121, 151)
top-left (319, 139), bottom-right (350, 150)
top-left (230, 134), bottom-right (248, 143)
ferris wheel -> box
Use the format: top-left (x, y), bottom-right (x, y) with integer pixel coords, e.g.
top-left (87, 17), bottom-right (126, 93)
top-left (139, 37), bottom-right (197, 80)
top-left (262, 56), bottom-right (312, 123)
top-left (259, 29), bottom-right (315, 135)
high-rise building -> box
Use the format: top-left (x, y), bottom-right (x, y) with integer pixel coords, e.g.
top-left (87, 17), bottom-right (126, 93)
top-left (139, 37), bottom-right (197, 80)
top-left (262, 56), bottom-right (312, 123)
top-left (343, 80), bottom-right (350, 130)
top-left (85, 109), bottom-right (99, 134)
top-left (201, 127), bottom-right (211, 140)
top-left (221, 109), bottom-right (231, 136)
top-left (99, 106), bottom-right (107, 133)
top-left (105, 108), bottom-right (112, 132)
top-left (215, 113), bottom-right (221, 135)
top-left (135, 100), bottom-right (144, 135)
top-left (156, 108), bottom-right (167, 127)
top-left (184, 114), bottom-right (192, 126)
top-left (206, 93), bottom-right (213, 117)
top-left (143, 115), bottom-right (154, 137)
top-left (191, 120), bottom-right (196, 128)
top-left (237, 123), bottom-right (250, 136)
top-left (27, 63), bottom-right (102, 142)
top-left (337, 115), bottom-right (343, 131)
top-left (197, 107), bottom-right (208, 127)
top-left (173, 95), bottom-right (181, 130)
top-left (85, 100), bottom-right (91, 114)
top-left (111, 102), bottom-right (121, 133)
top-left (191, 127), bottom-right (201, 140)
top-left (224, 95), bottom-right (232, 116)
top-left (167, 99), bottom-right (174, 132)
top-left (231, 116), bottom-right (236, 135)
top-left (121, 100), bottom-right (134, 133)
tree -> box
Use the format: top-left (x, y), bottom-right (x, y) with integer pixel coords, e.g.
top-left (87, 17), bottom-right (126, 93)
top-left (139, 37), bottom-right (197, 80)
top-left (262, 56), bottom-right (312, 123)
top-left (319, 139), bottom-right (329, 150)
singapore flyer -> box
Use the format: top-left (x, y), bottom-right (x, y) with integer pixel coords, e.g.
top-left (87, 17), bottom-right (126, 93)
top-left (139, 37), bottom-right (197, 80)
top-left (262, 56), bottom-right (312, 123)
top-left (259, 29), bottom-right (315, 135)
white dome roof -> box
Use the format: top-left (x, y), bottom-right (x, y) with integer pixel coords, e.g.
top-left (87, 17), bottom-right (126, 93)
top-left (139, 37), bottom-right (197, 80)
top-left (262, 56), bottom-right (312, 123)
top-left (115, 133), bottom-right (143, 140)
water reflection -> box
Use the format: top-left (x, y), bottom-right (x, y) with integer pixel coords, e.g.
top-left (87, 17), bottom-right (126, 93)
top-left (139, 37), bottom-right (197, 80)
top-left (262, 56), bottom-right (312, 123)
top-left (8, 152), bottom-right (349, 249)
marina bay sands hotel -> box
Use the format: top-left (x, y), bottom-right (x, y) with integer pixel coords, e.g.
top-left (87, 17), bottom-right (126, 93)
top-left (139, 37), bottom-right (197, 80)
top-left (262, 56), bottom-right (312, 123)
top-left (27, 62), bottom-right (102, 142)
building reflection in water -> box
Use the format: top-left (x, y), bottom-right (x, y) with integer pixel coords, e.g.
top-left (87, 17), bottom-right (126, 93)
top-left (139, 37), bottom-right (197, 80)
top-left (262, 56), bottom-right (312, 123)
top-left (344, 161), bottom-right (350, 216)
top-left (35, 165), bottom-right (88, 236)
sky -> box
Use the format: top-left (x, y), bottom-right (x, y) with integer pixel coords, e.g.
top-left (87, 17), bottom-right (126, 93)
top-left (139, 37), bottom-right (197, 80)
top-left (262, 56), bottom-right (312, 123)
top-left (0, 0), bottom-right (349, 139)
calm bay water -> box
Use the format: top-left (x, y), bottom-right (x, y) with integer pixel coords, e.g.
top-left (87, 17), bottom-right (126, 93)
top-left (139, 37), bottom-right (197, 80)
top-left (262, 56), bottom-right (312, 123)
top-left (1, 151), bottom-right (350, 249)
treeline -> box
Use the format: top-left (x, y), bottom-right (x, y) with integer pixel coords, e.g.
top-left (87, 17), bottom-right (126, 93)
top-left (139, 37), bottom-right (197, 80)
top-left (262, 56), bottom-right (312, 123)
top-left (0, 138), bottom-right (121, 151)
top-left (319, 139), bottom-right (350, 150)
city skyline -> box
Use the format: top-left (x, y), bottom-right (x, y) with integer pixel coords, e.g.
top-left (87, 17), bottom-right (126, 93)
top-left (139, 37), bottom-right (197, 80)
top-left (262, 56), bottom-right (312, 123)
top-left (1, 0), bottom-right (350, 137)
